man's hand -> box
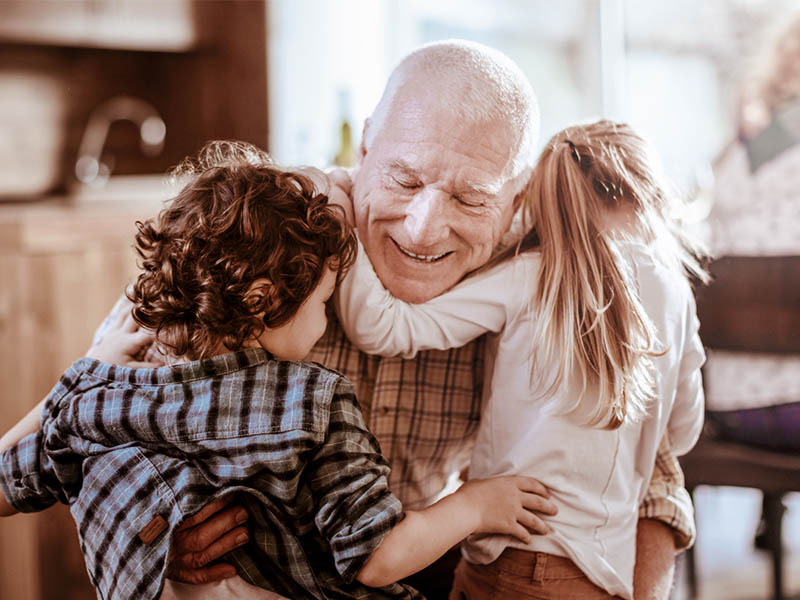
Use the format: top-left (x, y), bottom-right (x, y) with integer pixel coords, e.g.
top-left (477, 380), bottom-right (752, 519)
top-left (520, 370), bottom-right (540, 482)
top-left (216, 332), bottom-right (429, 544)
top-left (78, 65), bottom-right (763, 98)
top-left (633, 518), bottom-right (678, 600)
top-left (86, 299), bottom-right (160, 368)
top-left (0, 489), bottom-right (17, 517)
top-left (167, 496), bottom-right (251, 584)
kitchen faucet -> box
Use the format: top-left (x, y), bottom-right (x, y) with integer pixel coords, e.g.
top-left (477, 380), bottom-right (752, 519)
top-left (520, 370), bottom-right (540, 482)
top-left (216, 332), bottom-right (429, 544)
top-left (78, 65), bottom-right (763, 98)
top-left (74, 96), bottom-right (166, 187)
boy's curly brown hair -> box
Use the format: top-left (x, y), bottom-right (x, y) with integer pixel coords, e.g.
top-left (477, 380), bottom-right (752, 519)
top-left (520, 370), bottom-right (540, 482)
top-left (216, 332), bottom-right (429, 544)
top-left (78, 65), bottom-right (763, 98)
top-left (127, 141), bottom-right (357, 361)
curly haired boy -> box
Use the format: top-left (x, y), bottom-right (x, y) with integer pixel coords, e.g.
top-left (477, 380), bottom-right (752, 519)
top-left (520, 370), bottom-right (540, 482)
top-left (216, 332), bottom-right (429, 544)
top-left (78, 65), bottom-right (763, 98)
top-left (0, 142), bottom-right (551, 600)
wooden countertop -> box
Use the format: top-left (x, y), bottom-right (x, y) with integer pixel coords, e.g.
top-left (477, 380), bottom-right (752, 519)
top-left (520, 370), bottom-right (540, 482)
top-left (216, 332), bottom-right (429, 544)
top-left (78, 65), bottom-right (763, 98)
top-left (0, 194), bottom-right (168, 254)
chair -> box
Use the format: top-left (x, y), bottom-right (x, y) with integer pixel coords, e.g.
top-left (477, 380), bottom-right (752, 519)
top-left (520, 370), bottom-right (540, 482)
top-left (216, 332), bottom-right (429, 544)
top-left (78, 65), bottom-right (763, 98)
top-left (680, 256), bottom-right (800, 600)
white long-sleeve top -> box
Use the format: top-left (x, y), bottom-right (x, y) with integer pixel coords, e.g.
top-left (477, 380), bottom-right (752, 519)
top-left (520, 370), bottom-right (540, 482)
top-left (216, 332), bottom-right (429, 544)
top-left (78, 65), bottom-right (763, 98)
top-left (335, 237), bottom-right (705, 599)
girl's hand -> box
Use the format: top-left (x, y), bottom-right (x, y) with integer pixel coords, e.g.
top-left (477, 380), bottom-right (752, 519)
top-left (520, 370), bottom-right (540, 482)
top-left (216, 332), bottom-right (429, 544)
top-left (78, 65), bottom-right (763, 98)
top-left (326, 167), bottom-right (355, 226)
top-left (459, 475), bottom-right (557, 543)
top-left (86, 300), bottom-right (160, 368)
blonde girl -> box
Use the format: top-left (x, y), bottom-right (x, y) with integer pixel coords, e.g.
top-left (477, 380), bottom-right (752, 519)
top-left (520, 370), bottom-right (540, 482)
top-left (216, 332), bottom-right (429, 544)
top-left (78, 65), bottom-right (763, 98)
top-left (335, 119), bottom-right (707, 599)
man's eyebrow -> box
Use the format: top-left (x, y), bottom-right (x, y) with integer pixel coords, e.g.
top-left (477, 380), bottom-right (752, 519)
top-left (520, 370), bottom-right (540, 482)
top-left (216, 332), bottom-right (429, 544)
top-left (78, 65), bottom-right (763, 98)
top-left (458, 181), bottom-right (500, 196)
top-left (385, 160), bottom-right (418, 176)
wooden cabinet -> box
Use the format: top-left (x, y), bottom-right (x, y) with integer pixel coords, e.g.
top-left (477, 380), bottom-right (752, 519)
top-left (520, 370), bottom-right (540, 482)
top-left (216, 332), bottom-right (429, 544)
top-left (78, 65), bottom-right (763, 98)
top-left (0, 197), bottom-right (161, 599)
top-left (0, 0), bottom-right (197, 52)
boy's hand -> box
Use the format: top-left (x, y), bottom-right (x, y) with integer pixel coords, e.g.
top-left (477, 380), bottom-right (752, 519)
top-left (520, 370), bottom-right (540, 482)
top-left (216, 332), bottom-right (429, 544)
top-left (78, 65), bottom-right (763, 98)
top-left (86, 300), bottom-right (161, 368)
top-left (167, 496), bottom-right (250, 584)
top-left (459, 475), bottom-right (557, 543)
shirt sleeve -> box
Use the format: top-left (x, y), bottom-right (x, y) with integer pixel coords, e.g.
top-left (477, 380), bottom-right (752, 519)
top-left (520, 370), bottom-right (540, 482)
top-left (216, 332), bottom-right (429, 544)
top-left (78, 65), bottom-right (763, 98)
top-left (637, 433), bottom-right (696, 549)
top-left (334, 236), bottom-right (536, 359)
top-left (0, 368), bottom-right (81, 512)
top-left (667, 302), bottom-right (706, 456)
top-left (308, 377), bottom-right (404, 583)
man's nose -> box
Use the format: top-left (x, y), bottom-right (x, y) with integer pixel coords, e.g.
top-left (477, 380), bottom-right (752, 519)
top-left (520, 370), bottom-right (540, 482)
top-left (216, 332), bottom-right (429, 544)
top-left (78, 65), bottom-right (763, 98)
top-left (403, 188), bottom-right (449, 245)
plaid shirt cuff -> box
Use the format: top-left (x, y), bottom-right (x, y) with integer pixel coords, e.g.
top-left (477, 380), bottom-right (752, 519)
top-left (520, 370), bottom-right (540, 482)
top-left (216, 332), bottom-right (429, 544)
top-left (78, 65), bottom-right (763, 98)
top-left (0, 435), bottom-right (57, 513)
top-left (638, 435), bottom-right (696, 550)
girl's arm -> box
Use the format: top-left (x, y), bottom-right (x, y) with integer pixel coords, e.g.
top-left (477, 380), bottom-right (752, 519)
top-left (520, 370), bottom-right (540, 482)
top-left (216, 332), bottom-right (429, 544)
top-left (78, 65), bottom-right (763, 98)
top-left (666, 309), bottom-right (706, 455)
top-left (356, 475), bottom-right (556, 587)
top-left (335, 237), bottom-right (538, 358)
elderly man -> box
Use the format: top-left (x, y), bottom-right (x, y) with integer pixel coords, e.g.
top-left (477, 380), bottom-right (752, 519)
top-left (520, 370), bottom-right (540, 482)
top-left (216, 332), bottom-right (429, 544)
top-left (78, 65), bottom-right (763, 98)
top-left (163, 41), bottom-right (693, 600)
top-left (1, 41), bottom-right (693, 599)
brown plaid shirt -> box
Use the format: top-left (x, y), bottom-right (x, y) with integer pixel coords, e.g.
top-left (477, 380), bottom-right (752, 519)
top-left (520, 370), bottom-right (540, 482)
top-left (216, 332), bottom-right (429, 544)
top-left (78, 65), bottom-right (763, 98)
top-left (306, 311), bottom-right (696, 549)
top-left (102, 296), bottom-right (696, 549)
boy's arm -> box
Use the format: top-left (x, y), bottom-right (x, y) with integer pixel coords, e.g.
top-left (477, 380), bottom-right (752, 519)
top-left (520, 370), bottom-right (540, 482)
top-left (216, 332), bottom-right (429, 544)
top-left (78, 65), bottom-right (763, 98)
top-left (0, 303), bottom-right (159, 517)
top-left (0, 396), bottom-right (50, 516)
top-left (335, 237), bottom-right (536, 358)
top-left (309, 378), bottom-right (557, 588)
top-left (357, 475), bottom-right (556, 587)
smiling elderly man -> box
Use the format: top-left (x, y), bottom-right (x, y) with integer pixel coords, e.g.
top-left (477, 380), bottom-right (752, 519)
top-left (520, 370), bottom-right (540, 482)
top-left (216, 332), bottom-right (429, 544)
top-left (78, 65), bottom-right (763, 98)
top-left (162, 41), bottom-right (694, 600)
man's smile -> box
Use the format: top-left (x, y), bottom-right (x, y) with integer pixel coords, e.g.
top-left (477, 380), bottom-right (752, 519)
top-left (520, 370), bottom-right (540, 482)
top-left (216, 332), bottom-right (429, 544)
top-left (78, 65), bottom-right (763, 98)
top-left (391, 238), bottom-right (454, 263)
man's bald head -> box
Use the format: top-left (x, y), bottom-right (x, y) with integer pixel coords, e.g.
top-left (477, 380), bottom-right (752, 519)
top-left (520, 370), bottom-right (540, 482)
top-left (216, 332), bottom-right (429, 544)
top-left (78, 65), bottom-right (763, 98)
top-left (363, 40), bottom-right (540, 187)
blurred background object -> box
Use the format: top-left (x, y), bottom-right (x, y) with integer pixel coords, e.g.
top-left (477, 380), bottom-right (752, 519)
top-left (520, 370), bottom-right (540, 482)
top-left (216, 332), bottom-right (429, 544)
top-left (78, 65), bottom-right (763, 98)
top-left (1, 1), bottom-right (800, 599)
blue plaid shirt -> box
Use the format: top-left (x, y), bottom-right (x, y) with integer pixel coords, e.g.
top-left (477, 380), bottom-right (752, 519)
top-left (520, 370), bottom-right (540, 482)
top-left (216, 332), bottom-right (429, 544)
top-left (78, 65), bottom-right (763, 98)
top-left (0, 348), bottom-right (422, 600)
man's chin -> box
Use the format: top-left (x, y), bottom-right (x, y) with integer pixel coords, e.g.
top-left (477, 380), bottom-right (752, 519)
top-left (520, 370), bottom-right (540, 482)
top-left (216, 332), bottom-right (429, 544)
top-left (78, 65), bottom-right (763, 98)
top-left (384, 277), bottom-right (454, 304)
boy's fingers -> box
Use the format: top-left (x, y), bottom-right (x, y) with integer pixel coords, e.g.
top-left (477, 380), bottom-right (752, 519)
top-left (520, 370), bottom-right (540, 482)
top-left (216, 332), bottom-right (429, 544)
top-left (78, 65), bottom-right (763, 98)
top-left (522, 493), bottom-right (558, 516)
top-left (510, 524), bottom-right (533, 545)
top-left (518, 510), bottom-right (550, 535)
top-left (167, 561), bottom-right (238, 584)
top-left (177, 497), bottom-right (235, 531)
top-left (517, 477), bottom-right (550, 498)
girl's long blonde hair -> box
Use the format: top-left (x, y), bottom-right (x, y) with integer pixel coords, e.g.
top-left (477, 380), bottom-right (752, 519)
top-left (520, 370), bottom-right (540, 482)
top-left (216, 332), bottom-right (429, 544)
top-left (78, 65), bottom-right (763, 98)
top-left (524, 120), bottom-right (706, 429)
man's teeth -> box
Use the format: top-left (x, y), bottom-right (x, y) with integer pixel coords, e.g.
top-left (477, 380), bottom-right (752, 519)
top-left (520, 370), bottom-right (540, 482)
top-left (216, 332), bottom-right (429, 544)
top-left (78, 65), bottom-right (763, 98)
top-left (397, 245), bottom-right (450, 262)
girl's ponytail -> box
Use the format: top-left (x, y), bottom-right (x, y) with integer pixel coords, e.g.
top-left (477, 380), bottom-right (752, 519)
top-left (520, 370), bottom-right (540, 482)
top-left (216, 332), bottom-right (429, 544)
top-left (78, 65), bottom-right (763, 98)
top-left (524, 120), bottom-right (688, 429)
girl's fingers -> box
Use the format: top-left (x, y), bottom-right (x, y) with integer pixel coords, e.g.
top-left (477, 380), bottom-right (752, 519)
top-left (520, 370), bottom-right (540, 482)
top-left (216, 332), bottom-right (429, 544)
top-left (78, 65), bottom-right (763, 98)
top-left (121, 308), bottom-right (141, 332)
top-left (110, 297), bottom-right (133, 327)
top-left (128, 329), bottom-right (155, 351)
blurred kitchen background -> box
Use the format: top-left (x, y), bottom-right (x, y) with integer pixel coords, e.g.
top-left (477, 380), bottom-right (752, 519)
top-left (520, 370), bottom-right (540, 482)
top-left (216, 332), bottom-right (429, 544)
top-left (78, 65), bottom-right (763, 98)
top-left (0, 1), bottom-right (799, 599)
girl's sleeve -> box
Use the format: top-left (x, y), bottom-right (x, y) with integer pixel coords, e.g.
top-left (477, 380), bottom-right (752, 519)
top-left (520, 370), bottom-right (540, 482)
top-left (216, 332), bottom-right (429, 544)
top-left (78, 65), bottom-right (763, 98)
top-left (666, 299), bottom-right (706, 456)
top-left (334, 237), bottom-right (536, 359)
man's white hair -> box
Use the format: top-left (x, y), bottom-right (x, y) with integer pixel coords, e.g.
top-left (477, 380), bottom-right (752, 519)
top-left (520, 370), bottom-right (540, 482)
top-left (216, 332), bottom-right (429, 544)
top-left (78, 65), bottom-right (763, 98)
top-left (364, 40), bottom-right (540, 189)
